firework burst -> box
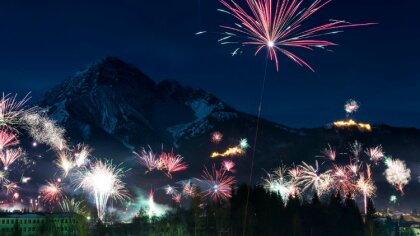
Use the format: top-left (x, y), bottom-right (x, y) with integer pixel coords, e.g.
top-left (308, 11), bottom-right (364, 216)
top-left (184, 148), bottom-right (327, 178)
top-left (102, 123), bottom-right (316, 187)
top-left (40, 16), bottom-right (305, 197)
top-left (365, 146), bottom-right (384, 165)
top-left (74, 143), bottom-right (92, 168)
top-left (322, 144), bottom-right (336, 161)
top-left (56, 151), bottom-right (74, 177)
top-left (0, 148), bottom-right (23, 170)
top-left (182, 181), bottom-right (197, 197)
top-left (384, 158), bottom-right (411, 194)
top-left (197, 165), bottom-right (236, 202)
top-left (211, 131), bottom-right (223, 144)
top-left (222, 160), bottom-right (236, 172)
top-left (345, 99), bottom-right (360, 115)
top-left (218, 0), bottom-right (375, 71)
top-left (332, 165), bottom-right (355, 195)
top-left (0, 130), bottom-right (19, 150)
top-left (295, 162), bottom-right (332, 196)
top-left (356, 175), bottom-right (376, 214)
top-left (39, 180), bottom-right (64, 203)
top-left (262, 166), bottom-right (296, 201)
top-left (158, 151), bottom-right (188, 178)
top-left (75, 160), bottom-right (129, 221)
top-left (59, 198), bottom-right (87, 214)
top-left (0, 93), bottom-right (34, 128)
top-left (133, 148), bottom-right (159, 173)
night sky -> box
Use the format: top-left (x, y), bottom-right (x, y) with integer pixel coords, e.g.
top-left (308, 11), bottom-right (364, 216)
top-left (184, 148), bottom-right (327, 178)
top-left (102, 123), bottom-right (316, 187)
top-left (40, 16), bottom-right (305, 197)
top-left (0, 0), bottom-right (419, 128)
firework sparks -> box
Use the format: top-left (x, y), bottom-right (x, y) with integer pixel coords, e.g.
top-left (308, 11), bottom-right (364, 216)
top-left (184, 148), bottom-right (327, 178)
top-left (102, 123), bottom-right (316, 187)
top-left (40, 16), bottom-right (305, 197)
top-left (172, 194), bottom-right (182, 204)
top-left (349, 140), bottom-right (363, 160)
top-left (239, 138), bottom-right (249, 149)
top-left (75, 160), bottom-right (129, 221)
top-left (182, 181), bottom-right (197, 197)
top-left (222, 160), bottom-right (236, 172)
top-left (389, 195), bottom-right (397, 204)
top-left (56, 151), bottom-right (73, 177)
top-left (148, 190), bottom-right (157, 219)
top-left (0, 148), bottom-right (23, 170)
top-left (0, 130), bottom-right (19, 150)
top-left (4, 182), bottom-right (19, 194)
top-left (322, 145), bottom-right (336, 161)
top-left (333, 165), bottom-right (355, 195)
top-left (59, 198), bottom-right (86, 214)
top-left (365, 146), bottom-right (384, 165)
top-left (39, 181), bottom-right (64, 203)
top-left (164, 185), bottom-right (177, 195)
top-left (384, 158), bottom-right (411, 194)
top-left (345, 99), bottom-right (360, 115)
top-left (134, 148), bottom-right (159, 173)
top-left (356, 175), bottom-right (376, 214)
top-left (22, 113), bottom-right (67, 150)
top-left (0, 93), bottom-right (34, 128)
top-left (158, 151), bottom-right (188, 178)
top-left (218, 0), bottom-right (375, 71)
top-left (211, 146), bottom-right (244, 158)
top-left (295, 162), bottom-right (332, 196)
top-left (74, 143), bottom-right (92, 168)
top-left (262, 166), bottom-right (295, 201)
top-left (197, 165), bottom-right (236, 202)
top-left (211, 131), bottom-right (224, 144)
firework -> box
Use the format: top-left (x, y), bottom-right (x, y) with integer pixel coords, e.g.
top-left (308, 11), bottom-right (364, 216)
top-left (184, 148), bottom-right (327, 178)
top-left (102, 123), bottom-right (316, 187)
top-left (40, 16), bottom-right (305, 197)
top-left (211, 131), bottom-right (223, 144)
top-left (356, 175), bottom-right (376, 214)
top-left (0, 93), bottom-right (34, 128)
top-left (197, 165), bottom-right (236, 202)
top-left (347, 163), bottom-right (360, 176)
top-left (222, 160), bottom-right (236, 172)
top-left (211, 146), bottom-right (244, 158)
top-left (389, 195), bottom-right (397, 204)
top-left (239, 138), bottom-right (249, 149)
top-left (182, 181), bottom-right (197, 197)
top-left (322, 145), bottom-right (336, 161)
top-left (21, 176), bottom-right (31, 184)
top-left (349, 140), bottom-right (363, 160)
top-left (0, 130), bottom-right (19, 150)
top-left (56, 151), bottom-right (73, 177)
top-left (295, 162), bottom-right (332, 196)
top-left (332, 165), bottom-right (355, 195)
top-left (0, 148), bottom-right (23, 170)
top-left (164, 185), bottom-right (177, 195)
top-left (39, 181), bottom-right (64, 203)
top-left (218, 0), bottom-right (375, 71)
top-left (4, 182), bottom-right (19, 194)
top-left (365, 146), bottom-right (384, 165)
top-left (172, 194), bottom-right (182, 204)
top-left (288, 167), bottom-right (301, 180)
top-left (384, 158), bottom-right (411, 194)
top-left (134, 148), bottom-right (159, 173)
top-left (148, 190), bottom-right (157, 219)
top-left (345, 99), bottom-right (360, 115)
top-left (59, 198), bottom-right (86, 214)
top-left (158, 151), bottom-right (188, 178)
top-left (74, 143), bottom-right (92, 168)
top-left (262, 166), bottom-right (295, 201)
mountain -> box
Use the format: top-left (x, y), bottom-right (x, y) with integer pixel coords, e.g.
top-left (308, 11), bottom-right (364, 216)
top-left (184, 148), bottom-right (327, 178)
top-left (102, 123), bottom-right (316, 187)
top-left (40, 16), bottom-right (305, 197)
top-left (39, 57), bottom-right (419, 209)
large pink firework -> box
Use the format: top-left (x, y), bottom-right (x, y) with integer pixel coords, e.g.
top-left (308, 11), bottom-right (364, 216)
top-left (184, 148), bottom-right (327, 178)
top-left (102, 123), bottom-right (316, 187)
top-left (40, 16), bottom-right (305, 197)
top-left (159, 151), bottom-right (188, 178)
top-left (196, 165), bottom-right (236, 202)
top-left (222, 160), bottom-right (236, 173)
top-left (218, 0), bottom-right (375, 71)
top-left (332, 165), bottom-right (355, 195)
top-left (322, 145), bottom-right (336, 161)
top-left (0, 148), bottom-right (23, 170)
top-left (39, 181), bottom-right (64, 203)
top-left (133, 148), bottom-right (159, 173)
top-left (0, 130), bottom-right (19, 150)
top-left (365, 146), bottom-right (384, 165)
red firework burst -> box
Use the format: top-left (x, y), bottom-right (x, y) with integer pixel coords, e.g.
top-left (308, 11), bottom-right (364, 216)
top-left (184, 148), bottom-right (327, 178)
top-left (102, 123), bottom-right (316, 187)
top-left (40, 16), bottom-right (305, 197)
top-left (159, 151), bottom-right (188, 178)
top-left (197, 165), bottom-right (236, 202)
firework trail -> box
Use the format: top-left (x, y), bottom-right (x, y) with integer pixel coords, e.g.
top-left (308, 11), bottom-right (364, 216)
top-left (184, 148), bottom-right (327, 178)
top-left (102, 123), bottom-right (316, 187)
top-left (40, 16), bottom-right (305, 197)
top-left (211, 131), bottom-right (223, 144)
top-left (39, 180), bottom-right (64, 203)
top-left (22, 113), bottom-right (67, 151)
top-left (345, 99), bottom-right (360, 116)
top-left (349, 140), bottom-right (363, 160)
top-left (0, 148), bottom-right (23, 170)
top-left (322, 144), bottom-right (336, 161)
top-left (295, 161), bottom-right (332, 197)
top-left (0, 130), bottom-right (19, 150)
top-left (75, 160), bottom-right (129, 221)
top-left (222, 160), bottom-right (236, 172)
top-left (133, 148), bottom-right (159, 173)
top-left (218, 0), bottom-right (375, 71)
top-left (0, 93), bottom-right (35, 129)
top-left (384, 158), bottom-right (411, 194)
top-left (56, 151), bottom-right (74, 177)
top-left (159, 151), bottom-right (188, 178)
top-left (196, 165), bottom-right (236, 202)
top-left (356, 174), bottom-right (376, 214)
top-left (211, 146), bottom-right (244, 158)
top-left (365, 146), bottom-right (384, 165)
top-left (148, 190), bottom-right (157, 219)
top-left (74, 143), bottom-right (92, 168)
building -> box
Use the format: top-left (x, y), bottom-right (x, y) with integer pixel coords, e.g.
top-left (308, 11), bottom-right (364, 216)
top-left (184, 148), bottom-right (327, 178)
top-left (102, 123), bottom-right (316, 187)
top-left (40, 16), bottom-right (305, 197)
top-left (0, 212), bottom-right (79, 236)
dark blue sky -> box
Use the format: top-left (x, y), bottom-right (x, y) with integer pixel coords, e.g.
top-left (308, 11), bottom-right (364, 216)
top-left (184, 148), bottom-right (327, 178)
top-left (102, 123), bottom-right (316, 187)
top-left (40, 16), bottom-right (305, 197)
top-left (0, 0), bottom-right (419, 128)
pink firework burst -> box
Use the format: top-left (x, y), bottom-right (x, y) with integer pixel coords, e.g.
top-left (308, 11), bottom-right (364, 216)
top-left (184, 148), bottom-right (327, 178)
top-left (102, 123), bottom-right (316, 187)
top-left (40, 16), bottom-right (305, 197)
top-left (365, 146), bottom-right (384, 165)
top-left (0, 148), bottom-right (23, 170)
top-left (133, 148), bottom-right (159, 174)
top-left (322, 145), bottom-right (336, 161)
top-left (0, 130), bottom-right (19, 150)
top-left (39, 181), bottom-right (64, 203)
top-left (182, 181), bottom-right (197, 197)
top-left (172, 194), bottom-right (182, 203)
top-left (211, 131), bottom-right (223, 144)
top-left (333, 165), bottom-right (355, 195)
top-left (222, 160), bottom-right (236, 173)
top-left (218, 0), bottom-right (375, 71)
top-left (196, 165), bottom-right (236, 202)
top-left (159, 151), bottom-right (188, 178)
